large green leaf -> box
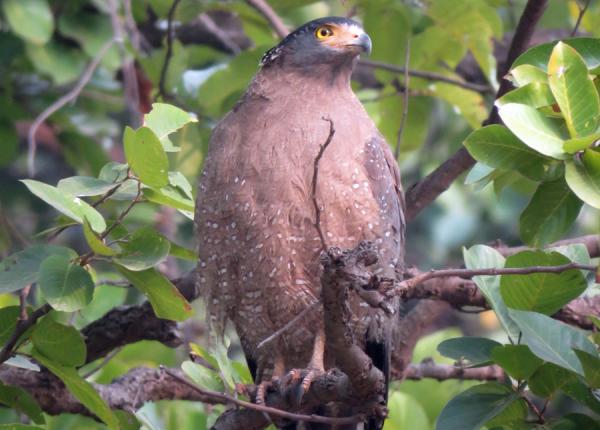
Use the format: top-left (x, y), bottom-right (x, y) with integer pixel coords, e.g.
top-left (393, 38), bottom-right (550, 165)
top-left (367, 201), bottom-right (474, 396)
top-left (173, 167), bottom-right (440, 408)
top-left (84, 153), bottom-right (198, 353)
top-left (519, 179), bottom-right (582, 247)
top-left (123, 126), bottom-right (169, 188)
top-left (31, 317), bottom-right (86, 366)
top-left (548, 42), bottom-right (600, 138)
top-left (118, 267), bottom-right (193, 321)
top-left (0, 306), bottom-right (20, 345)
top-left (20, 180), bottom-right (106, 233)
top-left (142, 187), bottom-right (195, 212)
top-left (574, 349), bottom-right (600, 388)
top-left (0, 383), bottom-right (45, 424)
top-left (528, 362), bottom-right (577, 397)
top-left (437, 337), bottom-right (501, 367)
top-left (464, 124), bottom-right (549, 180)
top-left (463, 245), bottom-right (520, 339)
top-left (513, 38), bottom-right (600, 71)
top-left (38, 255), bottom-right (94, 312)
top-left (496, 82), bottom-right (555, 109)
top-left (509, 310), bottom-right (598, 375)
top-left (114, 227), bottom-right (170, 271)
top-left (498, 103), bottom-right (567, 159)
top-left (384, 391), bottom-right (430, 430)
top-left (57, 176), bottom-right (116, 197)
top-left (506, 64), bottom-right (548, 87)
top-left (181, 360), bottom-right (224, 392)
top-left (436, 383), bottom-right (519, 430)
top-left (490, 344), bottom-right (543, 380)
top-left (0, 245), bottom-right (76, 293)
top-left (32, 351), bottom-right (118, 429)
top-left (500, 251), bottom-right (586, 315)
top-left (2, 0), bottom-right (53, 45)
top-left (565, 149), bottom-right (600, 208)
top-left (144, 103), bottom-right (198, 152)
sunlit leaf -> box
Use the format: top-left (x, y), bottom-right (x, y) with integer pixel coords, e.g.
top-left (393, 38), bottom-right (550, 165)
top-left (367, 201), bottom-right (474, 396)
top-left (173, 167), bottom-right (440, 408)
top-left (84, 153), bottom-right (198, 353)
top-left (2, 0), bottom-right (53, 45)
top-left (181, 360), bottom-right (224, 392)
top-left (500, 251), bottom-right (586, 315)
top-left (498, 103), bottom-right (567, 159)
top-left (513, 38), bottom-right (600, 71)
top-left (118, 267), bottom-right (193, 321)
top-left (548, 42), bottom-right (600, 138)
top-left (123, 126), bottom-right (169, 188)
top-left (565, 149), bottom-right (600, 208)
top-left (506, 64), bottom-right (548, 87)
top-left (57, 176), bottom-right (116, 197)
top-left (144, 103), bottom-right (197, 152)
top-left (496, 82), bottom-right (555, 109)
top-left (20, 180), bottom-right (106, 233)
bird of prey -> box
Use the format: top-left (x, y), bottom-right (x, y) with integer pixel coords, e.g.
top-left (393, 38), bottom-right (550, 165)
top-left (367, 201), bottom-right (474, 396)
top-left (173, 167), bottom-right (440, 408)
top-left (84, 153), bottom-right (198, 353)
top-left (195, 16), bottom-right (405, 427)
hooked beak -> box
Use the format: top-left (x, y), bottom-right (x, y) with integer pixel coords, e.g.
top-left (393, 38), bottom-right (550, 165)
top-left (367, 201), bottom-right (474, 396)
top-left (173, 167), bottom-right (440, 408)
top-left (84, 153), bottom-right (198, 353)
top-left (347, 32), bottom-right (372, 56)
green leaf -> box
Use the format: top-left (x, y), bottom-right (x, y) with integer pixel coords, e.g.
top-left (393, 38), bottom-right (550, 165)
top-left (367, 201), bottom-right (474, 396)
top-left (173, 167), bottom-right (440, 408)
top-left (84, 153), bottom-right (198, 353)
top-left (506, 64), bottom-right (548, 87)
top-left (114, 227), bottom-right (170, 271)
top-left (31, 317), bottom-right (86, 366)
top-left (0, 382), bottom-right (45, 424)
top-left (181, 360), bottom-right (224, 392)
top-left (549, 413), bottom-right (600, 430)
top-left (431, 83), bottom-right (488, 129)
top-left (490, 345), bottom-right (543, 380)
top-left (528, 362), bottom-right (576, 397)
top-left (25, 42), bottom-right (86, 85)
top-left (496, 82), bottom-right (555, 109)
top-left (169, 242), bottom-right (196, 261)
top-left (118, 267), bottom-right (193, 321)
top-left (123, 126), bottom-right (169, 188)
top-left (2, 0), bottom-right (53, 45)
top-left (574, 349), bottom-right (600, 388)
top-left (20, 180), bottom-right (106, 233)
top-left (548, 42), bottom-right (600, 138)
top-left (384, 391), bottom-right (430, 430)
top-left (500, 251), bottom-right (586, 315)
top-left (142, 187), bottom-right (195, 212)
top-left (563, 380), bottom-right (600, 414)
top-left (464, 124), bottom-right (549, 181)
top-left (39, 255), bottom-right (94, 312)
top-left (0, 306), bottom-right (20, 345)
top-left (437, 337), bottom-right (501, 367)
top-left (0, 425), bottom-right (44, 430)
top-left (564, 132), bottom-right (600, 153)
top-left (0, 245), bottom-right (76, 293)
top-left (83, 219), bottom-right (117, 256)
top-left (498, 103), bottom-right (567, 159)
top-left (463, 245), bottom-right (520, 339)
top-left (519, 180), bottom-right (582, 247)
top-left (509, 309), bottom-right (598, 375)
top-left (32, 351), bottom-right (119, 429)
top-left (436, 383), bottom-right (519, 430)
top-left (565, 149), bottom-right (600, 209)
top-left (57, 176), bottom-right (117, 197)
top-left (144, 104), bottom-right (197, 152)
top-left (513, 38), bottom-right (600, 72)
top-left (168, 171), bottom-right (194, 200)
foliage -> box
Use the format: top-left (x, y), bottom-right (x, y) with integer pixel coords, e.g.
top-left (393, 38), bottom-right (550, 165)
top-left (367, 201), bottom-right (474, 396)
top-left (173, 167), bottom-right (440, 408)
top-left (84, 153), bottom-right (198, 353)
top-left (0, 0), bottom-right (599, 429)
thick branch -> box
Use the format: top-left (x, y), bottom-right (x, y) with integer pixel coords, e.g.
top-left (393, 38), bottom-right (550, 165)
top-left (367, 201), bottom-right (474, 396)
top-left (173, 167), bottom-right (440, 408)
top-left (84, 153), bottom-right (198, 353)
top-left (404, 0), bottom-right (549, 221)
top-left (402, 361), bottom-right (505, 382)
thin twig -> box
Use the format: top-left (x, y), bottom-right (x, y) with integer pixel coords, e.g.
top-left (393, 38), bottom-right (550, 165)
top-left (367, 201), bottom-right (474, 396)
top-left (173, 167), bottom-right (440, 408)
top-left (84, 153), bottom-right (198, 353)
top-left (522, 394), bottom-right (545, 424)
top-left (82, 347), bottom-right (121, 379)
top-left (257, 301), bottom-right (320, 350)
top-left (246, 0), bottom-right (289, 38)
top-left (396, 262), bottom-right (596, 291)
top-left (311, 118), bottom-right (335, 252)
top-left (27, 39), bottom-right (115, 177)
top-left (100, 181), bottom-right (142, 240)
top-left (394, 38), bottom-right (411, 159)
top-left (571, 0), bottom-right (592, 36)
top-left (161, 367), bottom-right (363, 425)
top-left (360, 60), bottom-right (493, 94)
top-left (156, 0), bottom-right (182, 101)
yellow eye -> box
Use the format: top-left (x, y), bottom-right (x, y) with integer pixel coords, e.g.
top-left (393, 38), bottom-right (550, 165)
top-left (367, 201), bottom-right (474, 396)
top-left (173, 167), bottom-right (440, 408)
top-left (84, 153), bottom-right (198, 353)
top-left (315, 26), bottom-right (333, 39)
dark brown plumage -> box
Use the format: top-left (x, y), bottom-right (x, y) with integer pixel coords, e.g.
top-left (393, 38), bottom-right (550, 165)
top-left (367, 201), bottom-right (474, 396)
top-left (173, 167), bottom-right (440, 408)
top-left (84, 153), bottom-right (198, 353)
top-left (195, 17), bottom-right (405, 427)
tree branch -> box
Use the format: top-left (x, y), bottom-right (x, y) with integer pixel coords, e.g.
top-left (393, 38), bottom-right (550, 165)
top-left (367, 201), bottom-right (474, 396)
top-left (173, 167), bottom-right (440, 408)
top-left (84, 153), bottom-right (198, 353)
top-left (246, 0), bottom-right (288, 39)
top-left (404, 0), bottom-right (549, 222)
top-left (156, 0), bottom-right (182, 101)
top-left (402, 360), bottom-right (505, 382)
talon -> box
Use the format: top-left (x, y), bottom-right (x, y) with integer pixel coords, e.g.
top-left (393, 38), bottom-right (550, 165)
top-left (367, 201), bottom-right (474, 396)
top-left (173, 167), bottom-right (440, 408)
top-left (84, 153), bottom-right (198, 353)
top-left (292, 368), bottom-right (322, 406)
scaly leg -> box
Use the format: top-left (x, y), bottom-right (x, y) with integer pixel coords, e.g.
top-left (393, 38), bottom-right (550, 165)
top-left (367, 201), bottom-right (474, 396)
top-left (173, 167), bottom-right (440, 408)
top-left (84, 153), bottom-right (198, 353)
top-left (256, 351), bottom-right (286, 405)
top-left (293, 326), bottom-right (325, 404)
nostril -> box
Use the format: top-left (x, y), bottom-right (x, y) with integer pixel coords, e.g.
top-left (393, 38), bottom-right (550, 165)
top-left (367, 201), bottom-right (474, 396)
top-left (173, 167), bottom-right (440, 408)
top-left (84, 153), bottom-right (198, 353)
top-left (353, 34), bottom-right (359, 38)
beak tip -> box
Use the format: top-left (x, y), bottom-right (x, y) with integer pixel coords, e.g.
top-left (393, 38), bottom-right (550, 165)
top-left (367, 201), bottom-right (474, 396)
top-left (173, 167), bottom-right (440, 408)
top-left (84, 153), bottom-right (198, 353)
top-left (360, 33), bottom-right (372, 56)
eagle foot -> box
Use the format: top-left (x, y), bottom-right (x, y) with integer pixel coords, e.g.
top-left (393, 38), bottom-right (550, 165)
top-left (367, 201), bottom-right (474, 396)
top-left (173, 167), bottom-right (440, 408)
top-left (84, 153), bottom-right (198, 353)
top-left (255, 379), bottom-right (272, 405)
top-left (283, 367), bottom-right (323, 407)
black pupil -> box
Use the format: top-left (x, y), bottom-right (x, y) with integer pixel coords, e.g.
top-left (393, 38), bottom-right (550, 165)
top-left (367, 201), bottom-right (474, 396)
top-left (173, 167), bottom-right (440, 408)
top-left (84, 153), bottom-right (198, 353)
top-left (320, 29), bottom-right (328, 36)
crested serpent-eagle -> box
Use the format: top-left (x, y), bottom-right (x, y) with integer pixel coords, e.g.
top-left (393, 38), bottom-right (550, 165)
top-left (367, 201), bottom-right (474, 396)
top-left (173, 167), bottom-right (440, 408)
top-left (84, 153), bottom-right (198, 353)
top-left (195, 16), bottom-right (405, 428)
